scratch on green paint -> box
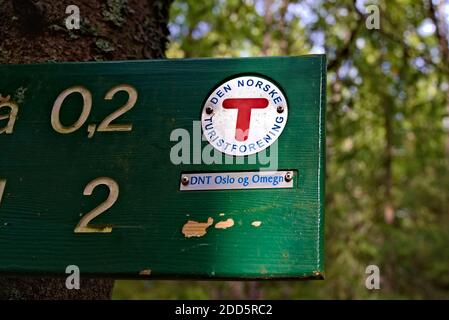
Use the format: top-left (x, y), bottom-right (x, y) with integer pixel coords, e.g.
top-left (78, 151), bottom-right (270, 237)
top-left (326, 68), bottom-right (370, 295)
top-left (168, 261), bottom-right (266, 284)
top-left (14, 87), bottom-right (27, 104)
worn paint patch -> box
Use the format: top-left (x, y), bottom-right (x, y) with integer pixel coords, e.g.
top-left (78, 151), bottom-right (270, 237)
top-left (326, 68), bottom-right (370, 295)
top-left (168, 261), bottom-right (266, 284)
top-left (139, 269), bottom-right (152, 276)
top-left (251, 221), bottom-right (262, 227)
top-left (182, 217), bottom-right (213, 238)
top-left (215, 218), bottom-right (234, 229)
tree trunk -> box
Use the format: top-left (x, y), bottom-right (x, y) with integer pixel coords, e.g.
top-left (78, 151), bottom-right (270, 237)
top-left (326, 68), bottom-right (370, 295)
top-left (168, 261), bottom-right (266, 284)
top-left (429, 1), bottom-right (449, 162)
top-left (0, 0), bottom-right (172, 299)
top-left (383, 98), bottom-right (394, 225)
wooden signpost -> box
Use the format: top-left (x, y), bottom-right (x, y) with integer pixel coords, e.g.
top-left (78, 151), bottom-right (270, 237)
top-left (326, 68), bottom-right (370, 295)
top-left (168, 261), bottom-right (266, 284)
top-left (0, 55), bottom-right (326, 279)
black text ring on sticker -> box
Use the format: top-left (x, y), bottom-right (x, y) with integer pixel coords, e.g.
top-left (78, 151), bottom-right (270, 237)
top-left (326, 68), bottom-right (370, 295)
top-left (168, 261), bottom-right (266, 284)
top-left (75, 177), bottom-right (119, 233)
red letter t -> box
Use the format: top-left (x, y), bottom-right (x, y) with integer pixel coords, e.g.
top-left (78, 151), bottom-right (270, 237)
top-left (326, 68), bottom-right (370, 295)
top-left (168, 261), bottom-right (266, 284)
top-left (222, 98), bottom-right (269, 141)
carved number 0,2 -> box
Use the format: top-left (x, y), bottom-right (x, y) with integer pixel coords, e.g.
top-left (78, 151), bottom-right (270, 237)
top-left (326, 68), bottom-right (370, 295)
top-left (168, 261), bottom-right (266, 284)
top-left (51, 84), bottom-right (137, 137)
top-left (75, 177), bottom-right (119, 233)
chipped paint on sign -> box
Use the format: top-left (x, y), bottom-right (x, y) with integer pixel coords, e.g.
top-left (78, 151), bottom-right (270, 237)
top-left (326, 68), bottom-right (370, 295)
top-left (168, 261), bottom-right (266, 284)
top-left (182, 217), bottom-right (214, 238)
top-left (139, 269), bottom-right (152, 276)
top-left (215, 218), bottom-right (234, 229)
top-left (251, 221), bottom-right (262, 227)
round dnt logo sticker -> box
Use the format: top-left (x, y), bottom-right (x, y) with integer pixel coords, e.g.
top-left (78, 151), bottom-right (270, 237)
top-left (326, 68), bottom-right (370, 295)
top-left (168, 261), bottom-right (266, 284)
top-left (201, 75), bottom-right (288, 157)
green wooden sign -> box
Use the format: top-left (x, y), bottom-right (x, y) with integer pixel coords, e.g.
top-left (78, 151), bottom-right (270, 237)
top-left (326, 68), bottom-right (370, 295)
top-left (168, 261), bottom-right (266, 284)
top-left (0, 55), bottom-right (326, 279)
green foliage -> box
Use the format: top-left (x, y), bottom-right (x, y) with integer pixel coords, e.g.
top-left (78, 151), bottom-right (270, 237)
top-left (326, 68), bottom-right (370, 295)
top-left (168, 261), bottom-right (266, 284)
top-left (113, 0), bottom-right (449, 299)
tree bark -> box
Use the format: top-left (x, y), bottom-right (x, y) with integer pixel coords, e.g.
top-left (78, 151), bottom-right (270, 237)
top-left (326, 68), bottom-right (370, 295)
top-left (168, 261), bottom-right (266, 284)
top-left (0, 0), bottom-right (172, 299)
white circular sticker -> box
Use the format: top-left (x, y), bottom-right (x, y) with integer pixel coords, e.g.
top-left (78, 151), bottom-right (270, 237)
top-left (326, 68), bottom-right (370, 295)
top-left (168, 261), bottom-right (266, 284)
top-left (201, 75), bottom-right (288, 156)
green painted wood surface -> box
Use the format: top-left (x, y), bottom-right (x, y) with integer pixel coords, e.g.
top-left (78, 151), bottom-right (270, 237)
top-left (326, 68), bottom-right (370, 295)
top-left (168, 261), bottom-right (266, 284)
top-left (0, 55), bottom-right (326, 279)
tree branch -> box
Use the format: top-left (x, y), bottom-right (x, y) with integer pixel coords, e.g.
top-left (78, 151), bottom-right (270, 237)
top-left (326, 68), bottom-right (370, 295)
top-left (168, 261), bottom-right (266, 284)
top-left (327, 1), bottom-right (364, 71)
top-left (428, 0), bottom-right (449, 65)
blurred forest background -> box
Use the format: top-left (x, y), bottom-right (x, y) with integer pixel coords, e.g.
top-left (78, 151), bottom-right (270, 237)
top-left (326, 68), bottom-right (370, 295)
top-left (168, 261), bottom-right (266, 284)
top-left (113, 0), bottom-right (449, 299)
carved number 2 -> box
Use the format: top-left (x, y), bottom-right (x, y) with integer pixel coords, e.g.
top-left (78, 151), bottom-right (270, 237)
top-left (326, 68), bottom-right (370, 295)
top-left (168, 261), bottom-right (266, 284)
top-left (0, 179), bottom-right (6, 205)
top-left (74, 177), bottom-right (119, 233)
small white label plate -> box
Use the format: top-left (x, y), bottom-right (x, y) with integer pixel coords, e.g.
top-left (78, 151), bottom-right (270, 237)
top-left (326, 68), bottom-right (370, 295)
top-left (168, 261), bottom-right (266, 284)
top-left (179, 171), bottom-right (294, 191)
